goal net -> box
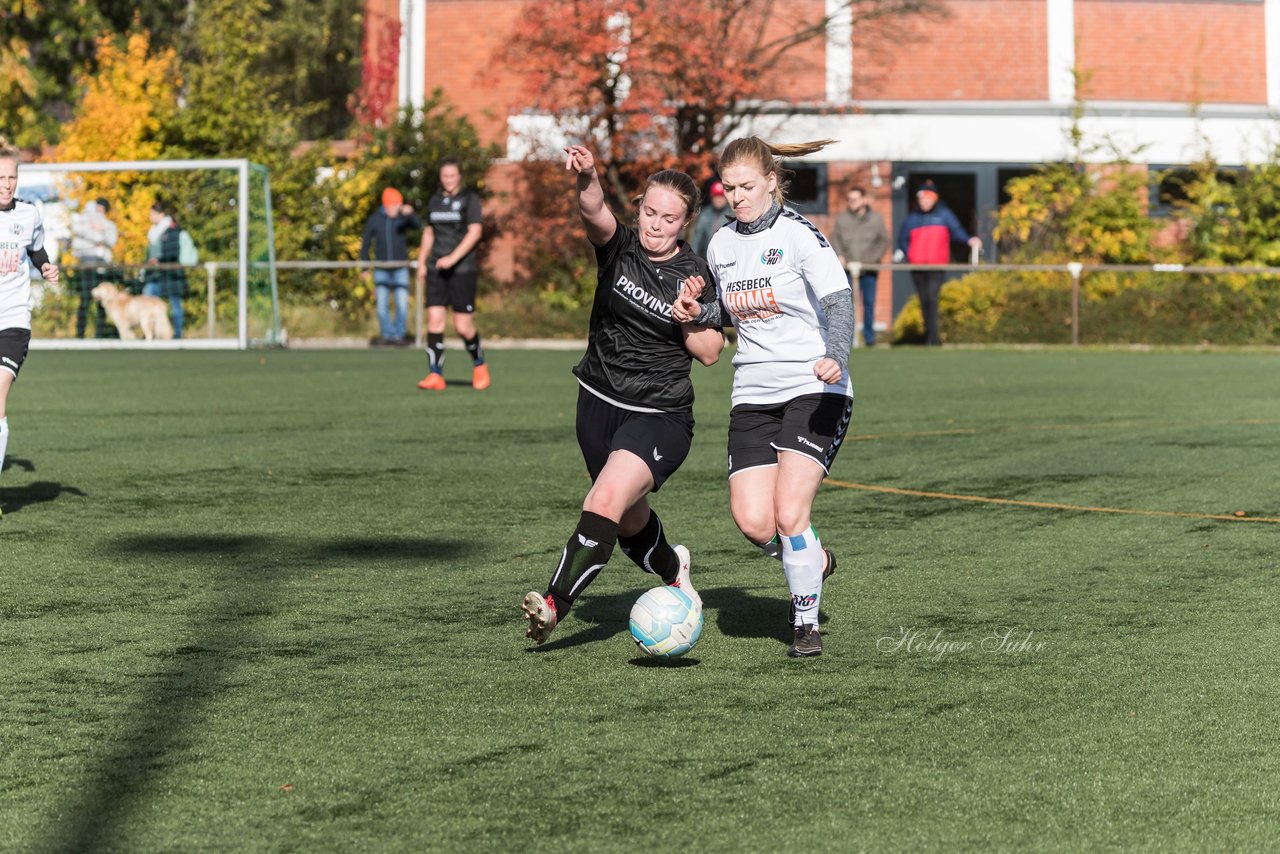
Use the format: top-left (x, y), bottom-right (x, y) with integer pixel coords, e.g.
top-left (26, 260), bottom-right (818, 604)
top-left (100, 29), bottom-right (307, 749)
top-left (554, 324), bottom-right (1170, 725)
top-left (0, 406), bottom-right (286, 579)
top-left (18, 159), bottom-right (280, 349)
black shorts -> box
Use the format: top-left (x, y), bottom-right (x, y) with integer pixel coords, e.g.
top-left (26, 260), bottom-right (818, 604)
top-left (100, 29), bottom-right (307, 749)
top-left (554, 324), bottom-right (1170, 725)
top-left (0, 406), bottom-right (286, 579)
top-left (576, 385), bottom-right (694, 492)
top-left (0, 328), bottom-right (31, 381)
top-left (426, 267), bottom-right (478, 313)
top-left (727, 393), bottom-right (853, 478)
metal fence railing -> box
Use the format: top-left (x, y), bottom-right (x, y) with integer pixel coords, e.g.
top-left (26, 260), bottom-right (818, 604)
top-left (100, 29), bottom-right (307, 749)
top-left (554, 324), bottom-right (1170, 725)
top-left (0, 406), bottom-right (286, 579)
top-left (36, 257), bottom-right (1280, 348)
top-left (850, 258), bottom-right (1280, 346)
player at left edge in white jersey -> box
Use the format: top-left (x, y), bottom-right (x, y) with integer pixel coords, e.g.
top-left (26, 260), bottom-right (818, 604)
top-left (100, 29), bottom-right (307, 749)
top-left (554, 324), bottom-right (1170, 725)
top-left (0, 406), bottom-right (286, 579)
top-left (0, 137), bottom-right (60, 516)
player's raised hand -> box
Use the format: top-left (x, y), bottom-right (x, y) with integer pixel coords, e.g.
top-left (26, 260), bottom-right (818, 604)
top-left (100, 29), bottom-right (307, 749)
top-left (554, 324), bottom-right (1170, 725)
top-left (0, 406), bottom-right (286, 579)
top-left (40, 261), bottom-right (58, 284)
top-left (682, 274), bottom-right (708, 302)
top-left (564, 145), bottom-right (595, 174)
top-left (813, 357), bottom-right (843, 385)
top-left (672, 275), bottom-right (705, 323)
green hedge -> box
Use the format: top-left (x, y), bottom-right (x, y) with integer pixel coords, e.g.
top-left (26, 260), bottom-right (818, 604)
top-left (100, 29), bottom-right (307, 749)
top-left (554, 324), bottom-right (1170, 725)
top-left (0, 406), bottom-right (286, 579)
top-left (893, 271), bottom-right (1280, 345)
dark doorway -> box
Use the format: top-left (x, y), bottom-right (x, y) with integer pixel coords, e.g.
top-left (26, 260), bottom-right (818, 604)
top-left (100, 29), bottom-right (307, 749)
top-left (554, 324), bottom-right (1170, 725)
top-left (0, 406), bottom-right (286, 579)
top-left (998, 167), bottom-right (1039, 207)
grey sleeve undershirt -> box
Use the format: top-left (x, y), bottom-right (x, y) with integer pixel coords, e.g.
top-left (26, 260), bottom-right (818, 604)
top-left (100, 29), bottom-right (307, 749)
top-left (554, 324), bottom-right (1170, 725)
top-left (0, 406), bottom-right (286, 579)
top-left (693, 300), bottom-right (724, 327)
top-left (820, 290), bottom-right (854, 372)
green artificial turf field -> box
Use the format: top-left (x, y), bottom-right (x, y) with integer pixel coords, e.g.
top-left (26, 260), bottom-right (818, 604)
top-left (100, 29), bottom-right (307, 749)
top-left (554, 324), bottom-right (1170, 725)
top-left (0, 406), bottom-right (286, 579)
top-left (2, 347), bottom-right (1278, 852)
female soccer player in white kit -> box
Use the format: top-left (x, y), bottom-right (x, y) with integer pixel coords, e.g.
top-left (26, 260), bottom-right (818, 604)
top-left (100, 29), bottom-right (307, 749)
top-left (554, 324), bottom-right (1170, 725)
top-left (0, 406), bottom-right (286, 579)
top-left (0, 138), bottom-right (61, 516)
top-left (674, 137), bottom-right (854, 657)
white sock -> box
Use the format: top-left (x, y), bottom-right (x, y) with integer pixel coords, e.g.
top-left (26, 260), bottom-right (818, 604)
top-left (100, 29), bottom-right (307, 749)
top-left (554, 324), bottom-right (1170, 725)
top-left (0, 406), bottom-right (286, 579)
top-left (781, 526), bottom-right (824, 627)
top-left (0, 417), bottom-right (8, 476)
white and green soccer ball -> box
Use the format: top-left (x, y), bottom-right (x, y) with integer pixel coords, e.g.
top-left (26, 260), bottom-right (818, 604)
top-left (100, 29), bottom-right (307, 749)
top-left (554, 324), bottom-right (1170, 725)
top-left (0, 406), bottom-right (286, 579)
top-left (628, 586), bottom-right (703, 658)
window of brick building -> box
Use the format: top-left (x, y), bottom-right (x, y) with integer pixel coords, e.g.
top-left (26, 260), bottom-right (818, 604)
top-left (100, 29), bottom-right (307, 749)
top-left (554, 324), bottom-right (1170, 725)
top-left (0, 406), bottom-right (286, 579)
top-left (781, 161), bottom-right (828, 215)
top-left (1150, 165), bottom-right (1242, 218)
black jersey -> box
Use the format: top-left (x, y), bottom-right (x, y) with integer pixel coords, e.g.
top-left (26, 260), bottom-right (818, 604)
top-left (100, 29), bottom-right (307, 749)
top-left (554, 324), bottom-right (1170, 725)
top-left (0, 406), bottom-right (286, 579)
top-left (425, 188), bottom-right (483, 273)
top-left (572, 221), bottom-right (719, 412)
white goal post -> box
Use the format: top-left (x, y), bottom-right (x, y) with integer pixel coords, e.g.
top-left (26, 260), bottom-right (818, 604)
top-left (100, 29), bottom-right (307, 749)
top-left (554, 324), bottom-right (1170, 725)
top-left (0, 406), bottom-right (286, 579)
top-left (29, 158), bottom-right (278, 350)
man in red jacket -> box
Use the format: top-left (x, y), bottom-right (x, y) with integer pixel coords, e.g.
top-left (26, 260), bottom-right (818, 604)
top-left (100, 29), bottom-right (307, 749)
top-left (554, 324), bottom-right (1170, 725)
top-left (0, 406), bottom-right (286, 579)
top-left (895, 180), bottom-right (981, 346)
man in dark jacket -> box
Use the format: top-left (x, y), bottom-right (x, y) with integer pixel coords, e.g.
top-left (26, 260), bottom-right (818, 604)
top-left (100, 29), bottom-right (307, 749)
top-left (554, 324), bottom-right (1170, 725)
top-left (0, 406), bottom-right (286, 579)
top-left (360, 187), bottom-right (421, 346)
top-left (895, 180), bottom-right (981, 346)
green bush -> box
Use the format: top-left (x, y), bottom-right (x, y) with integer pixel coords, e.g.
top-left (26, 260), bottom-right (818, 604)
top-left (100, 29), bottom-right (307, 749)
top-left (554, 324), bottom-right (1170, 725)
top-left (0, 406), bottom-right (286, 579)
top-left (893, 271), bottom-right (1280, 346)
top-left (478, 284), bottom-right (593, 340)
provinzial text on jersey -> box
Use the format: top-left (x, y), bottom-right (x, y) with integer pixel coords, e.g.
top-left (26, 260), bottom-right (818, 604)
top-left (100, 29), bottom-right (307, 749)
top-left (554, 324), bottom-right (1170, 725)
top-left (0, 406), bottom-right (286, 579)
top-left (615, 274), bottom-right (674, 319)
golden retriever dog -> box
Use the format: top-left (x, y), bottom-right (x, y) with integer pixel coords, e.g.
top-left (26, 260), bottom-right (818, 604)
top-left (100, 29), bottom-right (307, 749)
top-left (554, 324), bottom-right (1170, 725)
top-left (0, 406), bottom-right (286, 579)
top-left (91, 283), bottom-right (174, 341)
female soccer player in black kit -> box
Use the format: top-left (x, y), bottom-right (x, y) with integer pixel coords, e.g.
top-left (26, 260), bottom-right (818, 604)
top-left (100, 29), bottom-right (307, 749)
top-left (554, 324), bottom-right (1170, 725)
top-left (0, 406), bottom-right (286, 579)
top-left (521, 145), bottom-right (724, 645)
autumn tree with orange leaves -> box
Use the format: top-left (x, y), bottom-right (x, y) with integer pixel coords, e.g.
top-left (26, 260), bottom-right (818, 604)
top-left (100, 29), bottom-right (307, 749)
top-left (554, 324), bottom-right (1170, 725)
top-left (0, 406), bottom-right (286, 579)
top-left (52, 31), bottom-right (181, 266)
top-left (501, 0), bottom-right (940, 213)
top-left (496, 0), bottom-right (939, 296)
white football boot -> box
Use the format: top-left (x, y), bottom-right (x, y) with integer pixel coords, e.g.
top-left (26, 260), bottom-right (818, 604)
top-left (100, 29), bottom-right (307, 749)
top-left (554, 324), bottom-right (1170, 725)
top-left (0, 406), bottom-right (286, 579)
top-left (667, 545), bottom-right (701, 610)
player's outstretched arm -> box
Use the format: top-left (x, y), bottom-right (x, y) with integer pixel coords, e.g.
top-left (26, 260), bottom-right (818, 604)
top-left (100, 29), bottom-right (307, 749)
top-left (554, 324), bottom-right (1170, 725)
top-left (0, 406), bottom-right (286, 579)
top-left (565, 145), bottom-right (615, 247)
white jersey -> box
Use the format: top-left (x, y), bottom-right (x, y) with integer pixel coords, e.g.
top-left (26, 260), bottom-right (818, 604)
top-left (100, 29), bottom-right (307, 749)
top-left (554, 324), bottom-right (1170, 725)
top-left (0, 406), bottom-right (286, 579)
top-left (707, 207), bottom-right (852, 405)
top-left (0, 197), bottom-right (45, 331)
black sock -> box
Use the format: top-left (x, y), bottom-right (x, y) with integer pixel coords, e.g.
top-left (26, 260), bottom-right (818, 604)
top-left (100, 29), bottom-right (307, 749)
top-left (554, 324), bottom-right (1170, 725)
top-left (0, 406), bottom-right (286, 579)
top-left (618, 510), bottom-right (678, 583)
top-left (426, 333), bottom-right (445, 373)
top-left (464, 333), bottom-right (484, 366)
top-left (547, 511), bottom-right (619, 617)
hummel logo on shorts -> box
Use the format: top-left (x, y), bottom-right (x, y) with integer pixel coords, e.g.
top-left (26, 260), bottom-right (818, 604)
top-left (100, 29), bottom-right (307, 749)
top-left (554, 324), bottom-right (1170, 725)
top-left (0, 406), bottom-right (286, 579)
top-left (652, 448), bottom-right (663, 462)
top-left (797, 435), bottom-right (823, 451)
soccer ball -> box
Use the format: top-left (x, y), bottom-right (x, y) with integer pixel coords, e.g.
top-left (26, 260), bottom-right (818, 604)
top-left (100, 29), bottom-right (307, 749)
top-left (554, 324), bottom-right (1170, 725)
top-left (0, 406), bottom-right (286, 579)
top-left (629, 586), bottom-right (703, 658)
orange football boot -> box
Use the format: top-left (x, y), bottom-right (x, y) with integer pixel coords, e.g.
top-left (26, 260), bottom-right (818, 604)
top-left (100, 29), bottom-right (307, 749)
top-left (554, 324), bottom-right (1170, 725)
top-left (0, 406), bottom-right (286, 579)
top-left (417, 372), bottom-right (446, 391)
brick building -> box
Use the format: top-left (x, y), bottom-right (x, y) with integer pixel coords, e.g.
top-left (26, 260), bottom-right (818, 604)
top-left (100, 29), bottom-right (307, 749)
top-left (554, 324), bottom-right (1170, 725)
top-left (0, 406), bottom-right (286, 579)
top-left (366, 0), bottom-right (1280, 327)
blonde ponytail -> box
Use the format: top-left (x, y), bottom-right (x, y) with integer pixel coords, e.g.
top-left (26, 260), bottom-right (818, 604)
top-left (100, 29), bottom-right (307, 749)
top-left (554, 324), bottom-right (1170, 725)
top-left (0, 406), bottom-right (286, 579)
top-left (720, 136), bottom-right (838, 204)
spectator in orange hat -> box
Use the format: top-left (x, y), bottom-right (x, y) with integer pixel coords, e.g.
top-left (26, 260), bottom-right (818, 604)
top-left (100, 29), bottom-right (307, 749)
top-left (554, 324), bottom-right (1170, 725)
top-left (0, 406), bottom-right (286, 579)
top-left (360, 186), bottom-right (420, 346)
